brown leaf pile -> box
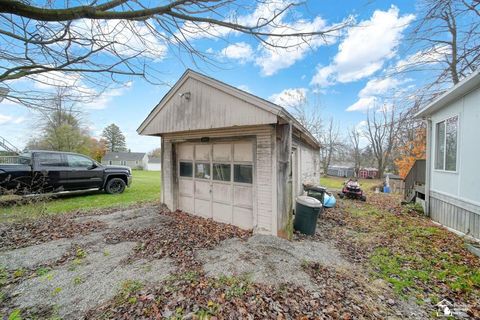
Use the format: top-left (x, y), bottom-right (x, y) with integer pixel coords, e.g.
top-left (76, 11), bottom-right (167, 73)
top-left (87, 271), bottom-right (387, 320)
top-left (0, 217), bottom-right (106, 250)
top-left (105, 209), bottom-right (251, 270)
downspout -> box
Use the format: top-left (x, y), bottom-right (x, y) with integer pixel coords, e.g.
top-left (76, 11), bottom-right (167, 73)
top-left (425, 117), bottom-right (432, 217)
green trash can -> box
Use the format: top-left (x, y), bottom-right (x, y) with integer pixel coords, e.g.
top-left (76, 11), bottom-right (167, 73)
top-left (294, 195), bottom-right (322, 235)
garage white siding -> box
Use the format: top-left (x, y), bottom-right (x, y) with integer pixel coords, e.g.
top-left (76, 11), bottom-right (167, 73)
top-left (140, 76), bottom-right (277, 136)
top-left (291, 139), bottom-right (321, 198)
top-left (139, 70), bottom-right (321, 238)
top-left (256, 127), bottom-right (275, 233)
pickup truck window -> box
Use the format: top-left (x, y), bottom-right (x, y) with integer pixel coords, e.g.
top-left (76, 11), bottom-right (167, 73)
top-left (18, 153), bottom-right (32, 165)
top-left (66, 154), bottom-right (94, 168)
top-left (37, 153), bottom-right (65, 167)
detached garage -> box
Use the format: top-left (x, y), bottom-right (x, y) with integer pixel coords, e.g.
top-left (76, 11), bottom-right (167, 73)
top-left (138, 70), bottom-right (320, 238)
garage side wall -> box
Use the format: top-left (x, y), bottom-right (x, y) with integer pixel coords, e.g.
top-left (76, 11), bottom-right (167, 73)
top-left (161, 139), bottom-right (174, 208)
top-left (276, 123), bottom-right (293, 239)
top-left (294, 139), bottom-right (321, 190)
top-left (161, 126), bottom-right (277, 235)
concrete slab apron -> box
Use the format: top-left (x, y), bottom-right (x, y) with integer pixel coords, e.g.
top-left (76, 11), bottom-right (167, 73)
top-left (197, 234), bottom-right (352, 291)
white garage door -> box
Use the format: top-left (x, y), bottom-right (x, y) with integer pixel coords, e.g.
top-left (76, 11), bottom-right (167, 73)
top-left (177, 142), bottom-right (254, 229)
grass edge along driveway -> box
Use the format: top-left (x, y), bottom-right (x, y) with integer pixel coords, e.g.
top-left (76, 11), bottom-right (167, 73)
top-left (0, 170), bottom-right (161, 222)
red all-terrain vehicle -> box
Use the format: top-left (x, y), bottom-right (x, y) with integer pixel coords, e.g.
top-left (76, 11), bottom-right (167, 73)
top-left (338, 179), bottom-right (367, 201)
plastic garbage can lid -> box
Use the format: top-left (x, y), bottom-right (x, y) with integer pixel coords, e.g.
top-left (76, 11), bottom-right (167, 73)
top-left (296, 195), bottom-right (322, 208)
top-left (305, 185), bottom-right (327, 192)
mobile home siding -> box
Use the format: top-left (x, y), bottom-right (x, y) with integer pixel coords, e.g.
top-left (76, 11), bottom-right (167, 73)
top-left (427, 81), bottom-right (480, 239)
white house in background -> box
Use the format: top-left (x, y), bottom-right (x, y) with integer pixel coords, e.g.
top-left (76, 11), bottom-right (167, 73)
top-left (416, 70), bottom-right (480, 240)
top-left (101, 151), bottom-right (148, 170)
top-left (137, 69), bottom-right (321, 238)
top-left (147, 157), bottom-right (162, 171)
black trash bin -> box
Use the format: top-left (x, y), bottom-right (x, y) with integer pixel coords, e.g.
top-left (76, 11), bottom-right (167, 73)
top-left (294, 195), bottom-right (322, 235)
top-left (303, 185), bottom-right (327, 204)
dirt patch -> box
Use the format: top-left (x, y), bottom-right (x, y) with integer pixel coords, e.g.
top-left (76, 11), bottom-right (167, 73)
top-left (7, 242), bottom-right (174, 319)
top-left (73, 205), bottom-right (170, 230)
top-left (0, 206), bottom-right (252, 319)
top-left (0, 233), bottom-right (105, 270)
top-left (197, 234), bottom-right (351, 291)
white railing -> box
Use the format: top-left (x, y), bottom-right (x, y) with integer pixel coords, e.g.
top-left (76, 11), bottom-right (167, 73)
top-left (0, 156), bottom-right (19, 164)
top-left (0, 136), bottom-right (20, 154)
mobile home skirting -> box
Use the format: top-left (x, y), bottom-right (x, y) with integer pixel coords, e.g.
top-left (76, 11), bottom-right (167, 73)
top-left (430, 190), bottom-right (480, 240)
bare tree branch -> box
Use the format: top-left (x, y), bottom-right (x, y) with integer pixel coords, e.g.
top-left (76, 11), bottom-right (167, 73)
top-left (0, 0), bottom-right (347, 110)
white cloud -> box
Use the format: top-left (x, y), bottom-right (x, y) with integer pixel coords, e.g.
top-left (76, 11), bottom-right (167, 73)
top-left (0, 113), bottom-right (24, 124)
top-left (346, 96), bottom-right (378, 112)
top-left (182, 1), bottom-right (337, 76)
top-left (393, 45), bottom-right (449, 72)
top-left (237, 84), bottom-right (251, 93)
top-left (358, 77), bottom-right (402, 98)
top-left (74, 19), bottom-right (168, 60)
top-left (346, 77), bottom-right (409, 112)
top-left (83, 82), bottom-right (133, 110)
top-left (311, 6), bottom-right (415, 87)
top-left (32, 71), bottom-right (82, 90)
top-left (177, 1), bottom-right (291, 41)
top-left (311, 65), bottom-right (335, 87)
top-left (0, 114), bottom-right (12, 124)
top-left (269, 88), bottom-right (307, 108)
top-left (255, 16), bottom-right (336, 76)
top-left (26, 70), bottom-right (132, 110)
top-left (221, 42), bottom-right (254, 63)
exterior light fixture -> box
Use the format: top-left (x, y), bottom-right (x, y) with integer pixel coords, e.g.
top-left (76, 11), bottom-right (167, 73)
top-left (179, 92), bottom-right (191, 100)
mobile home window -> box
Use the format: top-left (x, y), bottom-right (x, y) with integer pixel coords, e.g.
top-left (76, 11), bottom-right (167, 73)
top-left (435, 116), bottom-right (458, 171)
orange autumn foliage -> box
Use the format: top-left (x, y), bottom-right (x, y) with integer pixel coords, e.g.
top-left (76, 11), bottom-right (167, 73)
top-left (395, 127), bottom-right (426, 178)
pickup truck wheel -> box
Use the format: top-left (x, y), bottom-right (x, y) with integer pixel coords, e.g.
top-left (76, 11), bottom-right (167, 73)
top-left (105, 178), bottom-right (126, 194)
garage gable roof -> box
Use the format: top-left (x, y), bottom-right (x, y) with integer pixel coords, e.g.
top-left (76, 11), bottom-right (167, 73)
top-left (137, 69), bottom-right (320, 148)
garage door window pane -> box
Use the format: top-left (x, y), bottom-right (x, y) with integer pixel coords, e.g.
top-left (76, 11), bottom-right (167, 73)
top-left (180, 162), bottom-right (193, 177)
top-left (234, 164), bottom-right (252, 184)
top-left (195, 163), bottom-right (211, 179)
top-left (213, 163), bottom-right (231, 181)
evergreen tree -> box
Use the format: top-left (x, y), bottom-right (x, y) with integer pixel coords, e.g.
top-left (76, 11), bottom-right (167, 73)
top-left (102, 124), bottom-right (127, 152)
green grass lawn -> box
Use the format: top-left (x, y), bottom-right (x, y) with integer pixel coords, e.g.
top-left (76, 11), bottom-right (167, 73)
top-left (0, 170), bottom-right (161, 222)
top-left (320, 175), bottom-right (382, 191)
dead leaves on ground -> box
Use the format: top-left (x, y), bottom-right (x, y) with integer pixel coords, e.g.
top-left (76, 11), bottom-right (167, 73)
top-left (87, 268), bottom-right (385, 320)
top-left (316, 193), bottom-right (480, 318)
top-left (0, 217), bottom-right (105, 250)
top-left (105, 209), bottom-right (251, 270)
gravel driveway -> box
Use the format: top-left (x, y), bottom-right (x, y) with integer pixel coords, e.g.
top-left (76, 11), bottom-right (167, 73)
top-left (0, 205), bottom-right (385, 319)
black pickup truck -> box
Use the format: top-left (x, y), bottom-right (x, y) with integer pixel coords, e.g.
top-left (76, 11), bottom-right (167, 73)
top-left (0, 150), bottom-right (132, 195)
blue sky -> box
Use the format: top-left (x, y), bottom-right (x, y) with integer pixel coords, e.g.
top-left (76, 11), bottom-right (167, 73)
top-left (0, 0), bottom-right (420, 152)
